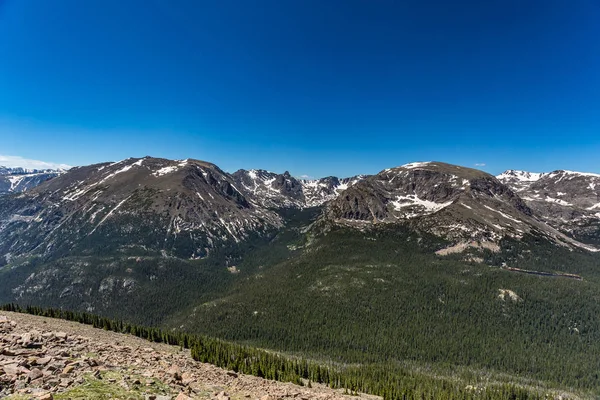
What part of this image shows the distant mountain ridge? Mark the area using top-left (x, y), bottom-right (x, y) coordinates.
top-left (232, 168), bottom-right (365, 209)
top-left (497, 169), bottom-right (600, 245)
top-left (0, 166), bottom-right (64, 194)
top-left (322, 161), bottom-right (598, 254)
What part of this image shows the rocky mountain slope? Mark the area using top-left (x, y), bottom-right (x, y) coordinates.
top-left (498, 169), bottom-right (600, 245)
top-left (232, 169), bottom-right (364, 209)
top-left (323, 162), bottom-right (598, 253)
top-left (0, 157), bottom-right (284, 263)
top-left (0, 158), bottom-right (368, 266)
top-left (0, 167), bottom-right (63, 194)
top-left (0, 312), bottom-right (364, 400)
top-left (4, 157), bottom-right (598, 265)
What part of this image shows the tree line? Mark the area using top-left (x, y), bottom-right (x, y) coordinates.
top-left (1, 303), bottom-right (553, 400)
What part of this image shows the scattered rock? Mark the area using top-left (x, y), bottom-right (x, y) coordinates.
top-left (36, 356), bottom-right (51, 366)
top-left (217, 390), bottom-right (230, 400)
top-left (62, 365), bottom-right (75, 374)
top-left (0, 313), bottom-right (358, 400)
top-left (167, 364), bottom-right (182, 381)
top-left (28, 368), bottom-right (44, 381)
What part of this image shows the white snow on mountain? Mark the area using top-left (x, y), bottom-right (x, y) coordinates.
top-left (232, 168), bottom-right (366, 209)
top-left (300, 176), bottom-right (365, 207)
top-left (0, 166), bottom-right (65, 194)
top-left (390, 194), bottom-right (453, 218)
top-left (496, 170), bottom-right (544, 182)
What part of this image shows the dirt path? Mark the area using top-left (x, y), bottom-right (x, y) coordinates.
top-left (0, 312), bottom-right (379, 400)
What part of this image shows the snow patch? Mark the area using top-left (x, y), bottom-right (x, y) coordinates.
top-left (544, 197), bottom-right (573, 207)
top-left (154, 165), bottom-right (179, 176)
top-left (390, 195), bottom-right (452, 218)
top-left (89, 195), bottom-right (132, 234)
top-left (483, 205), bottom-right (522, 223)
top-left (497, 170), bottom-right (543, 182)
top-left (401, 162), bottom-right (432, 169)
top-left (97, 160), bottom-right (144, 184)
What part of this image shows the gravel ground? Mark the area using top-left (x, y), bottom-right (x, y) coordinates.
top-left (0, 311), bottom-right (379, 400)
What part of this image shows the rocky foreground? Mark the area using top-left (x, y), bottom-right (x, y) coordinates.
top-left (0, 312), bottom-right (376, 400)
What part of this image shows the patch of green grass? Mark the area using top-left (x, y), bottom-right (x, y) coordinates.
top-left (54, 371), bottom-right (173, 400)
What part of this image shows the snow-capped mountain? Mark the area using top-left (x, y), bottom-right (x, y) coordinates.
top-left (0, 157), bottom-right (284, 262)
top-left (231, 169), bottom-right (306, 208)
top-left (0, 166), bottom-right (63, 194)
top-left (232, 169), bottom-right (365, 208)
top-left (1, 157), bottom-right (599, 268)
top-left (323, 162), bottom-right (598, 253)
top-left (300, 175), bottom-right (366, 207)
top-left (0, 157), bottom-right (367, 264)
top-left (495, 170), bottom-right (545, 192)
top-left (497, 169), bottom-right (600, 245)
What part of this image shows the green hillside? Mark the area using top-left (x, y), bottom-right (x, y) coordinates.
top-left (170, 225), bottom-right (600, 394)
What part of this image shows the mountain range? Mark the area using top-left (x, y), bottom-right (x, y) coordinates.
top-left (1, 156), bottom-right (600, 396)
top-left (0, 166), bottom-right (63, 194)
top-left (1, 157), bottom-right (598, 264)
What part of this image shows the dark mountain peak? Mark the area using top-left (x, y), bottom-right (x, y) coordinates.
top-left (321, 161), bottom-right (596, 251)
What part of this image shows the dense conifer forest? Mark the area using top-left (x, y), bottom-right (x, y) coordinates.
top-left (1, 304), bottom-right (566, 399)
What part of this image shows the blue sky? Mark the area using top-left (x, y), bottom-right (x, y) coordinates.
top-left (1, 0), bottom-right (599, 177)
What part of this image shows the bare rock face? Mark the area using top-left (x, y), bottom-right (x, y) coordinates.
top-left (326, 162), bottom-right (526, 229)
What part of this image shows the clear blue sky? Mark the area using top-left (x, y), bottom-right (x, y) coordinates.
top-left (1, 0), bottom-right (599, 177)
